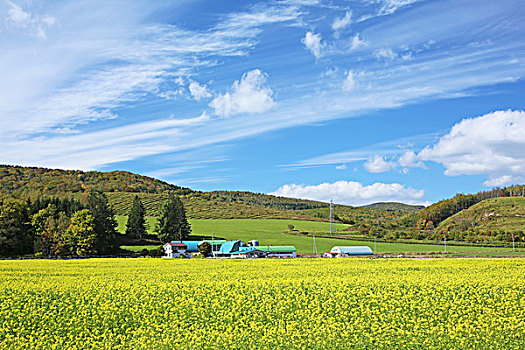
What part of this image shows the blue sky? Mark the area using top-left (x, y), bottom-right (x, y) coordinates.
top-left (1, 0), bottom-right (524, 206)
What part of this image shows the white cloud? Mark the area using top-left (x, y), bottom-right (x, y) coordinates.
top-left (342, 71), bottom-right (357, 91)
top-left (336, 164), bottom-right (347, 170)
top-left (0, 1), bottom-right (298, 142)
top-left (398, 150), bottom-right (425, 168)
top-left (5, 1), bottom-right (55, 38)
top-left (332, 11), bottom-right (352, 36)
top-left (270, 180), bottom-right (426, 206)
top-left (364, 155), bottom-right (397, 173)
top-left (378, 0), bottom-right (422, 16)
top-left (209, 69), bottom-right (275, 117)
top-left (189, 80), bottom-right (211, 101)
top-left (350, 34), bottom-right (366, 50)
top-left (418, 110), bottom-right (525, 186)
top-left (302, 32), bottom-right (323, 59)
top-left (374, 47), bottom-right (396, 59)
top-left (159, 89), bottom-right (184, 100)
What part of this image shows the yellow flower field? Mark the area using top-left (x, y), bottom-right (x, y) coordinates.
top-left (0, 259), bottom-right (524, 349)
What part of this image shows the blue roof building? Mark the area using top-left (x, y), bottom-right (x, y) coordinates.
top-left (173, 240), bottom-right (227, 253)
top-left (216, 240), bottom-right (266, 258)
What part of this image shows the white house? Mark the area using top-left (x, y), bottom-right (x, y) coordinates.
top-left (163, 242), bottom-right (187, 258)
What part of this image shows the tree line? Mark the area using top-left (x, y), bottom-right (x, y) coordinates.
top-left (0, 192), bottom-right (117, 257)
top-left (0, 191), bottom-right (192, 257)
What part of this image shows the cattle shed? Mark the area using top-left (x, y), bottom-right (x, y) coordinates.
top-left (258, 246), bottom-right (297, 258)
top-left (330, 246), bottom-right (374, 256)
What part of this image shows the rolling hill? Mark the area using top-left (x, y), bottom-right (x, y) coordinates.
top-left (438, 197), bottom-right (525, 236)
top-left (362, 202), bottom-right (424, 212)
top-left (2, 164), bottom-right (524, 247)
top-left (0, 164), bottom-right (407, 223)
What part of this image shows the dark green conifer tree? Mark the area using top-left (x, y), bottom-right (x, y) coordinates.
top-left (156, 194), bottom-right (191, 243)
top-left (0, 199), bottom-right (34, 256)
top-left (87, 191), bottom-right (117, 255)
top-left (125, 195), bottom-right (147, 239)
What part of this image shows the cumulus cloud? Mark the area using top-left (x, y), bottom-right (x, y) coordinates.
top-left (302, 32), bottom-right (323, 59)
top-left (270, 180), bottom-right (426, 206)
top-left (364, 155), bottom-right (397, 173)
top-left (342, 71), bottom-right (357, 91)
top-left (189, 80), bottom-right (211, 101)
top-left (418, 110), bottom-right (525, 186)
top-left (398, 150), bottom-right (425, 169)
top-left (209, 69), bottom-right (275, 117)
top-left (332, 11), bottom-right (352, 36)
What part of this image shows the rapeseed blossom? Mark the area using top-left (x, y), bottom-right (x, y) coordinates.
top-left (0, 259), bottom-right (523, 349)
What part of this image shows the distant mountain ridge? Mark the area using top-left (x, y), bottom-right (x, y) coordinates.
top-left (0, 165), bottom-right (385, 221)
top-left (362, 202), bottom-right (425, 212)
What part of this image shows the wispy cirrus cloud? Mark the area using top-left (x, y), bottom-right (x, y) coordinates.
top-left (0, 0), bottom-right (524, 181)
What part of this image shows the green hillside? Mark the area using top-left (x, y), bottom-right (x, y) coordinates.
top-left (438, 197), bottom-right (525, 239)
top-left (3, 164), bottom-right (524, 248)
top-left (0, 165), bottom-right (407, 223)
top-left (399, 185), bottom-right (525, 230)
top-left (362, 202), bottom-right (424, 212)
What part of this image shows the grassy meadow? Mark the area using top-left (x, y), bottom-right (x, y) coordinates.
top-left (116, 216), bottom-right (525, 255)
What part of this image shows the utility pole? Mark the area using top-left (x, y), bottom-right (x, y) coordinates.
top-left (374, 237), bottom-right (377, 254)
top-left (313, 236), bottom-right (317, 256)
top-left (512, 233), bottom-right (515, 252)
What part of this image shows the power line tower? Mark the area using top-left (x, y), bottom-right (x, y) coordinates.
top-left (329, 199), bottom-right (334, 235)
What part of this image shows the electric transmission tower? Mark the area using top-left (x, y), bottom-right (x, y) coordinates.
top-left (329, 199), bottom-right (335, 235)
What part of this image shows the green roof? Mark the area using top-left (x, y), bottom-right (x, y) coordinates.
top-left (257, 246), bottom-right (296, 252)
top-left (206, 240), bottom-right (227, 246)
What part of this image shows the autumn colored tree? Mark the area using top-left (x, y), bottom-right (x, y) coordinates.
top-left (65, 209), bottom-right (96, 256)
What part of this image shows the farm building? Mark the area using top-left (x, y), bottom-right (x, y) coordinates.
top-left (179, 240), bottom-right (227, 253)
top-left (164, 239), bottom-right (298, 259)
top-left (164, 240), bottom-right (226, 258)
top-left (215, 240), bottom-right (267, 258)
top-left (328, 246), bottom-right (374, 257)
top-left (163, 242), bottom-right (187, 258)
top-left (258, 246), bottom-right (297, 258)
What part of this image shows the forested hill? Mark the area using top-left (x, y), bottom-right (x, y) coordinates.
top-left (362, 202), bottom-right (424, 212)
top-left (399, 185), bottom-right (525, 230)
top-left (0, 165), bottom-right (187, 195)
top-left (1, 165), bottom-right (398, 222)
